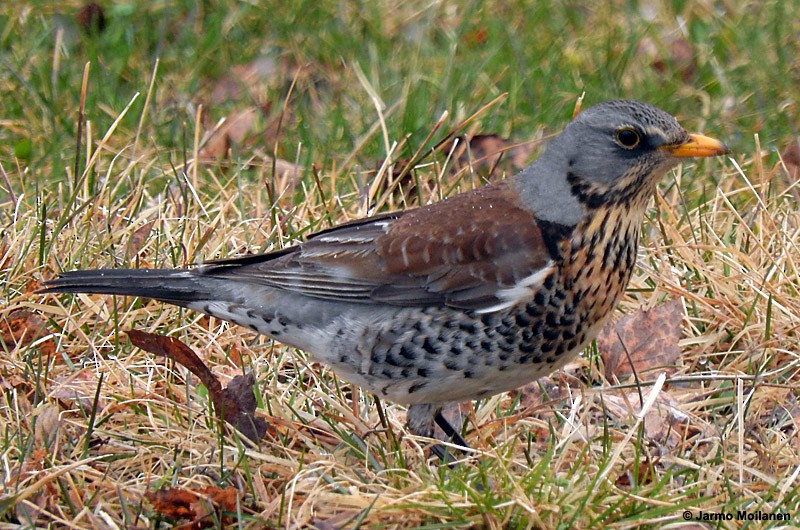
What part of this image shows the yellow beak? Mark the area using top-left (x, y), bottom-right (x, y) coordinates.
top-left (668, 133), bottom-right (730, 158)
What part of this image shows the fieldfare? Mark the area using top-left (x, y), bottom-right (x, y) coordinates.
top-left (43, 100), bottom-right (728, 445)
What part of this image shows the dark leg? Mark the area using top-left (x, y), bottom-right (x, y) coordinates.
top-left (434, 409), bottom-right (471, 449)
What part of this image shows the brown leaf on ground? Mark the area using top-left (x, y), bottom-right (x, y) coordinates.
top-left (782, 140), bottom-right (800, 180)
top-left (76, 2), bottom-right (106, 34)
top-left (126, 330), bottom-right (267, 441)
top-left (50, 369), bottom-right (105, 411)
top-left (454, 134), bottom-right (536, 175)
top-left (0, 309), bottom-right (56, 357)
top-left (127, 219), bottom-right (155, 257)
top-left (146, 488), bottom-right (200, 518)
top-left (199, 107), bottom-right (260, 160)
top-left (638, 35), bottom-right (696, 81)
top-left (602, 390), bottom-right (702, 450)
top-left (597, 299), bottom-right (683, 382)
top-left (146, 486), bottom-right (239, 528)
top-left (379, 134), bottom-right (538, 204)
top-left (210, 56), bottom-right (278, 105)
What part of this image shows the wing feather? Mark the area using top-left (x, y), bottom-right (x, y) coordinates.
top-left (200, 180), bottom-right (572, 311)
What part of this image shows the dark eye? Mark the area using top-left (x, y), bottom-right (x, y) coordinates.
top-left (616, 128), bottom-right (641, 149)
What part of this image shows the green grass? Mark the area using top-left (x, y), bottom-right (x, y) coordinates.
top-left (2, 1), bottom-right (800, 528)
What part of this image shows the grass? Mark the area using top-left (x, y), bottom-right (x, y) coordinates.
top-left (2, 0), bottom-right (800, 527)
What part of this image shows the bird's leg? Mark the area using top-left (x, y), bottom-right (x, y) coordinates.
top-left (407, 403), bottom-right (472, 463)
top-left (434, 409), bottom-right (471, 449)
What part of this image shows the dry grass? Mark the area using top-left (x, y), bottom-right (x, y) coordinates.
top-left (2, 116), bottom-right (800, 527)
top-left (3, 1), bottom-right (800, 527)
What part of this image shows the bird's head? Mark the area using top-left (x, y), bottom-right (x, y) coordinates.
top-left (559, 100), bottom-right (728, 209)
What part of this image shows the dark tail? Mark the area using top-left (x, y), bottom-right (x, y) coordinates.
top-left (40, 268), bottom-right (217, 306)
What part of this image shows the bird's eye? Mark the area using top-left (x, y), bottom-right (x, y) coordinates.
top-left (615, 128), bottom-right (641, 149)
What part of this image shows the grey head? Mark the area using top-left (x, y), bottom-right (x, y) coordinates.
top-left (514, 99), bottom-right (725, 225)
top-left (558, 99), bottom-right (691, 188)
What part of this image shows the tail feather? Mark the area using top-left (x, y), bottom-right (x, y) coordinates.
top-left (40, 269), bottom-right (216, 306)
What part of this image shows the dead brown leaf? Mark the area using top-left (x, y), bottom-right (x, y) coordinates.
top-left (199, 107), bottom-right (260, 160)
top-left (782, 140), bottom-right (800, 181)
top-left (380, 133), bottom-right (538, 204)
top-left (146, 488), bottom-right (200, 518)
top-left (597, 299), bottom-right (683, 382)
top-left (210, 56), bottom-right (278, 105)
top-left (126, 330), bottom-right (268, 442)
top-left (146, 486), bottom-right (239, 529)
top-left (76, 2), bottom-right (106, 34)
top-left (638, 35), bottom-right (696, 81)
top-left (0, 309), bottom-right (56, 357)
top-left (603, 390), bottom-right (699, 449)
top-left (50, 369), bottom-right (105, 411)
top-left (453, 134), bottom-right (536, 176)
top-left (127, 219), bottom-right (155, 257)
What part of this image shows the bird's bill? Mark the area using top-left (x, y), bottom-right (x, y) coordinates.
top-left (667, 133), bottom-right (730, 158)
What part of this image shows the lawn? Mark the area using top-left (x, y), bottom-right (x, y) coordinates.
top-left (1, 1), bottom-right (799, 528)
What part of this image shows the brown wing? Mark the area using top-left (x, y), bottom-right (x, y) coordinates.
top-left (202, 180), bottom-right (566, 311)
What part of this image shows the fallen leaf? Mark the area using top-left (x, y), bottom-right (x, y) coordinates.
top-left (197, 486), bottom-right (238, 512)
top-left (199, 107), bottom-right (260, 160)
top-left (146, 486), bottom-right (239, 528)
top-left (603, 390), bottom-right (698, 449)
top-left (146, 488), bottom-right (199, 518)
top-left (127, 330), bottom-right (268, 441)
top-left (615, 456), bottom-right (659, 488)
top-left (76, 2), bottom-right (106, 34)
top-left (782, 140), bottom-right (800, 181)
top-left (50, 369), bottom-right (105, 411)
top-left (454, 134), bottom-right (536, 175)
top-left (463, 27), bottom-right (489, 46)
top-left (210, 56), bottom-right (278, 105)
top-left (597, 299), bottom-right (683, 382)
top-left (127, 219), bottom-right (155, 257)
top-left (0, 309), bottom-right (56, 357)
top-left (380, 134), bottom-right (538, 204)
top-left (638, 35), bottom-right (696, 81)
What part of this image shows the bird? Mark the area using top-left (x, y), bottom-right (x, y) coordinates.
top-left (42, 100), bottom-right (728, 446)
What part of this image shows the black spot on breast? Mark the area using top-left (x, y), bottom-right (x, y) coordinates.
top-left (417, 367), bottom-right (431, 377)
top-left (400, 345), bottom-right (418, 360)
top-left (460, 322), bottom-right (478, 334)
top-left (543, 328), bottom-right (560, 341)
top-left (498, 340), bottom-right (515, 353)
top-left (444, 359), bottom-right (461, 370)
top-left (525, 300), bottom-right (544, 318)
top-left (409, 382), bottom-right (427, 394)
top-left (533, 292), bottom-right (548, 307)
top-left (514, 312), bottom-right (531, 327)
top-left (464, 370), bottom-right (475, 379)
